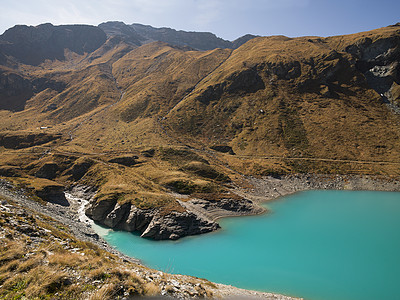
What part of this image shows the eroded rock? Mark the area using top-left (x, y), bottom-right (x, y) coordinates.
top-left (85, 197), bottom-right (219, 240)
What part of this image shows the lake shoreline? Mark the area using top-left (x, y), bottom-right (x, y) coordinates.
top-left (187, 174), bottom-right (400, 225)
top-left (2, 174), bottom-right (399, 299)
top-left (235, 173), bottom-right (400, 205)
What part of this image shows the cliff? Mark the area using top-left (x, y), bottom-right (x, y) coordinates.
top-left (85, 191), bottom-right (263, 240)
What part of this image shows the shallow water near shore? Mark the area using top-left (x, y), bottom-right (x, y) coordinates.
top-left (93, 190), bottom-right (400, 300)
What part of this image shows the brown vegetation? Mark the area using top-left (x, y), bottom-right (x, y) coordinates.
top-left (0, 196), bottom-right (220, 299)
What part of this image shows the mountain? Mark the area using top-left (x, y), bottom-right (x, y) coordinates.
top-left (0, 22), bottom-right (399, 241)
top-left (0, 23), bottom-right (106, 66)
top-left (99, 21), bottom-right (258, 50)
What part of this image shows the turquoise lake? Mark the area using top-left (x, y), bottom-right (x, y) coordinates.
top-left (93, 190), bottom-right (400, 300)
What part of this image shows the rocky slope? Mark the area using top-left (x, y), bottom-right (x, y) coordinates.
top-left (165, 25), bottom-right (400, 161)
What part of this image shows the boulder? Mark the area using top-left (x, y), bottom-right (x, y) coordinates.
top-left (140, 211), bottom-right (219, 240)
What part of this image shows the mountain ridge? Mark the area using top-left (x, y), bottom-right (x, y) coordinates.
top-left (99, 21), bottom-right (258, 50)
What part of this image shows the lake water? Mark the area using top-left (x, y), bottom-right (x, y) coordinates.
top-left (92, 190), bottom-right (400, 300)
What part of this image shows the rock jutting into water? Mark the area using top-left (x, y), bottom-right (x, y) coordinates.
top-left (85, 192), bottom-right (264, 240)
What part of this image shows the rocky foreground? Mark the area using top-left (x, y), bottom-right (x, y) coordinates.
top-left (0, 179), bottom-right (301, 299)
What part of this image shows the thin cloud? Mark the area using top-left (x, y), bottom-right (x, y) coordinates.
top-left (0, 0), bottom-right (398, 39)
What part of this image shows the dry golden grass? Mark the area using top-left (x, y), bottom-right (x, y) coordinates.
top-left (1, 198), bottom-right (215, 299)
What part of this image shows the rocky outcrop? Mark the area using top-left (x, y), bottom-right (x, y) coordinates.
top-left (35, 182), bottom-right (69, 206)
top-left (85, 190), bottom-right (266, 240)
top-left (226, 68), bottom-right (265, 94)
top-left (0, 165), bottom-right (21, 177)
top-left (85, 197), bottom-right (219, 240)
top-left (0, 23), bottom-right (106, 65)
top-left (0, 70), bottom-right (34, 111)
top-left (35, 162), bottom-right (58, 179)
top-left (65, 158), bottom-right (94, 181)
top-left (140, 211), bottom-right (219, 240)
top-left (108, 155), bottom-right (139, 166)
top-left (196, 68), bottom-right (264, 105)
top-left (210, 145), bottom-right (235, 155)
top-left (264, 61), bottom-right (302, 81)
top-left (0, 132), bottom-right (62, 149)
top-left (345, 35), bottom-right (400, 110)
top-left (0, 68), bottom-right (66, 112)
top-left (181, 195), bottom-right (265, 221)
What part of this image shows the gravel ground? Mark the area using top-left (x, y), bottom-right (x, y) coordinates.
top-left (235, 174), bottom-right (400, 203)
top-left (0, 179), bottom-right (139, 264)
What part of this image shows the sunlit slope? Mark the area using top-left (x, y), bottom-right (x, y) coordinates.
top-left (67, 42), bottom-right (232, 152)
top-left (164, 27), bottom-right (400, 164)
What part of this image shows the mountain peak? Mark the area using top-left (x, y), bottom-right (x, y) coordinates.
top-left (99, 21), bottom-right (258, 50)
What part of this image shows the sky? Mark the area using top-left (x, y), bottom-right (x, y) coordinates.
top-left (0, 0), bottom-right (399, 41)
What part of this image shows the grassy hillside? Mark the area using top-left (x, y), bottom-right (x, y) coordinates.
top-left (164, 27), bottom-right (400, 175)
top-left (0, 25), bottom-right (399, 215)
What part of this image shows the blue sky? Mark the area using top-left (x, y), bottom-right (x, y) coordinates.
top-left (0, 0), bottom-right (399, 40)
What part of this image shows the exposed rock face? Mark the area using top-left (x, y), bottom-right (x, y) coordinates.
top-left (85, 198), bottom-right (117, 222)
top-left (35, 183), bottom-right (69, 206)
top-left (98, 21), bottom-right (145, 46)
top-left (0, 165), bottom-right (21, 177)
top-left (35, 162), bottom-right (58, 180)
top-left (210, 145), bottom-right (235, 155)
top-left (0, 70), bottom-right (33, 111)
top-left (0, 70), bottom-right (67, 112)
top-left (85, 197), bottom-right (219, 240)
top-left (140, 211), bottom-right (219, 240)
top-left (99, 21), bottom-right (257, 51)
top-left (84, 191), bottom-right (265, 240)
top-left (195, 67), bottom-right (265, 105)
top-left (0, 132), bottom-right (61, 149)
top-left (181, 196), bottom-right (265, 221)
top-left (108, 156), bottom-right (138, 166)
top-left (226, 68), bottom-right (265, 94)
top-left (66, 159), bottom-right (94, 181)
top-left (0, 23), bottom-right (107, 65)
top-left (345, 35), bottom-right (400, 110)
